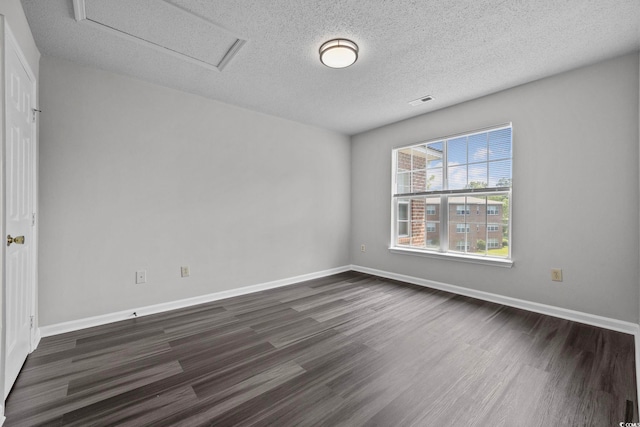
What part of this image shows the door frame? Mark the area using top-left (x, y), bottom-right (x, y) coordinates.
top-left (1, 18), bottom-right (39, 402)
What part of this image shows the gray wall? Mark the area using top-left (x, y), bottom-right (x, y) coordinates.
top-left (351, 52), bottom-right (640, 323)
top-left (38, 56), bottom-right (351, 326)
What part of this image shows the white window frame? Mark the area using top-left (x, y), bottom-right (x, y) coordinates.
top-left (426, 205), bottom-right (436, 215)
top-left (426, 222), bottom-right (437, 232)
top-left (487, 205), bottom-right (499, 215)
top-left (487, 223), bottom-right (500, 232)
top-left (389, 123), bottom-right (513, 267)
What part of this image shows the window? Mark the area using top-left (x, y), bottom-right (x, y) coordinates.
top-left (391, 124), bottom-right (512, 261)
top-left (487, 238), bottom-right (500, 248)
top-left (456, 205), bottom-right (470, 215)
top-left (456, 224), bottom-right (470, 233)
top-left (456, 241), bottom-right (471, 251)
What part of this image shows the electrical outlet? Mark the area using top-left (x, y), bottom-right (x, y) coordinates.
top-left (361, 244), bottom-right (366, 252)
top-left (551, 268), bottom-right (563, 282)
top-left (136, 270), bottom-right (147, 284)
top-left (181, 266), bottom-right (190, 278)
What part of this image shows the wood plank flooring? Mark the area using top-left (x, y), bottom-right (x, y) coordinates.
top-left (5, 271), bottom-right (638, 426)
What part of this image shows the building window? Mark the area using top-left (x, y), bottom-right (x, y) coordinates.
top-left (456, 205), bottom-right (470, 215)
top-left (456, 224), bottom-right (470, 233)
top-left (391, 124), bottom-right (512, 260)
top-left (456, 241), bottom-right (471, 251)
top-left (398, 201), bottom-right (409, 237)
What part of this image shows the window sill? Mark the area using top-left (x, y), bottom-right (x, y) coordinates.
top-left (389, 246), bottom-right (514, 268)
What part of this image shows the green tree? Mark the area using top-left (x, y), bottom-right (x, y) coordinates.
top-left (497, 178), bottom-right (512, 187)
top-left (466, 181), bottom-right (487, 189)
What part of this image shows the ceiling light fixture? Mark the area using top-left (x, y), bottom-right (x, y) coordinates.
top-left (319, 39), bottom-right (358, 68)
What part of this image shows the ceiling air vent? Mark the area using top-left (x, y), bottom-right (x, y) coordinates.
top-left (409, 95), bottom-right (434, 106)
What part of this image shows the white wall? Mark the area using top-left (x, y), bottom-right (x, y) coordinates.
top-left (351, 52), bottom-right (640, 323)
top-left (38, 56), bottom-right (351, 326)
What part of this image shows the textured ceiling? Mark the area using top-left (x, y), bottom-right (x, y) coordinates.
top-left (21, 0), bottom-right (640, 135)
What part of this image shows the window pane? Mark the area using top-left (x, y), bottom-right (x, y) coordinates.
top-left (425, 196), bottom-right (440, 249)
top-left (488, 160), bottom-right (512, 187)
top-left (397, 172), bottom-right (410, 194)
top-left (448, 165), bottom-right (467, 190)
top-left (411, 221), bottom-right (425, 247)
top-left (398, 202), bottom-right (408, 220)
top-left (397, 200), bottom-right (410, 244)
top-left (412, 169), bottom-right (426, 192)
top-left (426, 168), bottom-right (443, 191)
top-left (488, 128), bottom-right (512, 161)
top-left (449, 196), bottom-right (468, 253)
top-left (410, 199), bottom-right (425, 246)
top-left (447, 136), bottom-right (467, 166)
top-left (412, 146), bottom-right (427, 170)
top-left (468, 133), bottom-right (487, 163)
top-left (397, 228), bottom-right (410, 246)
top-left (469, 195), bottom-right (487, 255)
top-left (426, 142), bottom-right (444, 168)
top-left (397, 148), bottom-right (411, 172)
top-left (398, 221), bottom-right (409, 237)
top-left (411, 199), bottom-right (425, 221)
top-left (467, 163), bottom-right (488, 188)
top-left (486, 193), bottom-right (509, 258)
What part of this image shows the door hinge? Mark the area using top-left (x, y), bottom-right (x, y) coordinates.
top-left (30, 315), bottom-right (34, 329)
top-left (32, 213), bottom-right (36, 226)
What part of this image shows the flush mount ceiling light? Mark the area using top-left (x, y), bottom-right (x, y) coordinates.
top-left (319, 39), bottom-right (358, 68)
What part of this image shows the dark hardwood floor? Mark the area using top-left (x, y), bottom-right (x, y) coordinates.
top-left (5, 271), bottom-right (638, 426)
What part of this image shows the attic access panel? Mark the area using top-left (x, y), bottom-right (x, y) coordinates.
top-left (73, 0), bottom-right (245, 71)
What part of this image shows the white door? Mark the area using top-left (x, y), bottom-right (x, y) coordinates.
top-left (4, 28), bottom-right (36, 396)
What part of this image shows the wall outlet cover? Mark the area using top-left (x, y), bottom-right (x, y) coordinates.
top-left (136, 270), bottom-right (147, 284)
top-left (551, 269), bottom-right (563, 282)
top-left (181, 266), bottom-right (190, 278)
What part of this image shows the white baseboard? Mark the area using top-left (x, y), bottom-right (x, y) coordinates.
top-left (31, 328), bottom-right (41, 352)
top-left (351, 265), bottom-right (640, 336)
top-left (40, 265), bottom-right (351, 337)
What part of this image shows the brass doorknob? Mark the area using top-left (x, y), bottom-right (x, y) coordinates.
top-left (7, 235), bottom-right (25, 246)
